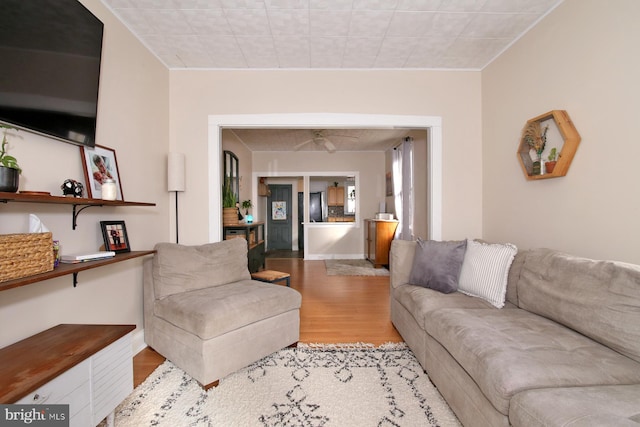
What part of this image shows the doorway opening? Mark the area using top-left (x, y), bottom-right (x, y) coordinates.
top-left (207, 114), bottom-right (442, 244)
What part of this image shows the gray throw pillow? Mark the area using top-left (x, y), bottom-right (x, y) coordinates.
top-left (408, 239), bottom-right (467, 293)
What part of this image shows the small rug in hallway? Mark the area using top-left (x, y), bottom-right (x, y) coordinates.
top-left (109, 343), bottom-right (460, 426)
top-left (325, 259), bottom-right (390, 276)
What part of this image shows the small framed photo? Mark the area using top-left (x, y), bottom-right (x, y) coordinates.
top-left (80, 145), bottom-right (124, 200)
top-left (100, 220), bottom-right (131, 253)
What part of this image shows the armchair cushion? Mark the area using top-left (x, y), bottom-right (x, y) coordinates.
top-left (153, 239), bottom-right (250, 299)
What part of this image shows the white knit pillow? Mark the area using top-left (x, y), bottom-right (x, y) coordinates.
top-left (458, 239), bottom-right (517, 308)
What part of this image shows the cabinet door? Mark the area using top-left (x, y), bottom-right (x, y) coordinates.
top-left (336, 187), bottom-right (345, 206)
top-left (17, 359), bottom-right (91, 425)
top-left (92, 333), bottom-right (133, 425)
top-left (328, 186), bottom-right (345, 206)
top-left (368, 221), bottom-right (377, 262)
top-left (328, 187), bottom-right (337, 205)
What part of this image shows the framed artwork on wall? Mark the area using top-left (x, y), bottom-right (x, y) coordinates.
top-left (272, 201), bottom-right (286, 220)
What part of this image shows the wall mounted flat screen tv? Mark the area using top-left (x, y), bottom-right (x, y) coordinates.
top-left (0, 0), bottom-right (104, 147)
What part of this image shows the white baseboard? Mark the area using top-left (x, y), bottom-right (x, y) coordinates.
top-left (131, 328), bottom-right (147, 356)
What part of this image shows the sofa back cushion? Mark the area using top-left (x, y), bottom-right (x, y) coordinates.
top-left (408, 239), bottom-right (467, 294)
top-left (505, 249), bottom-right (527, 306)
top-left (458, 239), bottom-right (517, 308)
top-left (153, 238), bottom-right (250, 299)
top-left (390, 239), bottom-right (417, 289)
top-left (517, 248), bottom-right (640, 363)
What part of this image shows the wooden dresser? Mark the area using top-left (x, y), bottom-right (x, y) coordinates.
top-left (365, 219), bottom-right (399, 268)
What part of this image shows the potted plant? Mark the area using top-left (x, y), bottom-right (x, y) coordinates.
top-left (241, 199), bottom-right (254, 223)
top-left (0, 124), bottom-right (20, 192)
top-left (222, 176), bottom-right (238, 225)
top-left (241, 200), bottom-right (253, 215)
top-left (545, 147), bottom-right (558, 173)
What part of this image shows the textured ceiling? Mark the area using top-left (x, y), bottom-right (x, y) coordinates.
top-left (101, 0), bottom-right (562, 70)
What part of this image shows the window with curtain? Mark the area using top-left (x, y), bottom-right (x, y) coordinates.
top-left (392, 137), bottom-right (414, 240)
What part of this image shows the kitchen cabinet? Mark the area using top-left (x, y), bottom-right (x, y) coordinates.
top-left (328, 186), bottom-right (344, 206)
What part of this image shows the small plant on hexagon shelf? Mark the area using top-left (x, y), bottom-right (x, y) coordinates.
top-left (545, 147), bottom-right (558, 174)
top-left (522, 121), bottom-right (548, 175)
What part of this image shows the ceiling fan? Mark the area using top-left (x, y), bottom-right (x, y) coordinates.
top-left (293, 130), bottom-right (358, 153)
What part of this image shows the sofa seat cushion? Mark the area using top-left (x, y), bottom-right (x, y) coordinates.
top-left (154, 280), bottom-right (302, 340)
top-left (424, 308), bottom-right (640, 415)
top-left (510, 384), bottom-right (640, 427)
top-left (392, 284), bottom-right (500, 329)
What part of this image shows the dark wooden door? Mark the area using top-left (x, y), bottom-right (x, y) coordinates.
top-left (267, 184), bottom-right (292, 250)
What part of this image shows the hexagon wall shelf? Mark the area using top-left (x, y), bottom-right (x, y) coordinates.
top-left (517, 110), bottom-right (581, 180)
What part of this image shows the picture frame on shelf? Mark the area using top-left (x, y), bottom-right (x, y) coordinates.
top-left (100, 220), bottom-right (131, 253)
top-left (80, 145), bottom-right (124, 200)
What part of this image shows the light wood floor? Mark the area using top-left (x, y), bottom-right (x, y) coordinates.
top-left (133, 258), bottom-right (403, 387)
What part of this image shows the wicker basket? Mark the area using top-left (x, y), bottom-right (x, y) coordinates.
top-left (0, 232), bottom-right (54, 283)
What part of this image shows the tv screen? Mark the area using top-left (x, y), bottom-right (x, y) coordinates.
top-left (0, 0), bottom-right (103, 147)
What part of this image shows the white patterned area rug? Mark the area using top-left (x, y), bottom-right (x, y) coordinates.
top-left (324, 259), bottom-right (390, 276)
top-left (110, 343), bottom-right (460, 426)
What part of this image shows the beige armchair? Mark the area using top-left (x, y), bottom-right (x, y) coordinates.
top-left (143, 238), bottom-right (301, 388)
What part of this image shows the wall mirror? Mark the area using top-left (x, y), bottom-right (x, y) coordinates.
top-left (223, 150), bottom-right (239, 202)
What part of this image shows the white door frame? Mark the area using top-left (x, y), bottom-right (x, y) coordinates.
top-left (208, 113), bottom-right (442, 243)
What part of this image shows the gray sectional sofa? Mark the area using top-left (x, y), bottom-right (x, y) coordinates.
top-left (390, 239), bottom-right (640, 427)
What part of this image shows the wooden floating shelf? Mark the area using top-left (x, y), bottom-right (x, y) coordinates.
top-left (0, 191), bottom-right (154, 206)
top-left (0, 251), bottom-right (156, 292)
top-left (0, 192), bottom-right (155, 229)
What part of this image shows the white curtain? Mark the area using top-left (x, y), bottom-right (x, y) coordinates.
top-left (392, 137), bottom-right (414, 240)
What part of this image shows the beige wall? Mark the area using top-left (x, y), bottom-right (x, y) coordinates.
top-left (482, 0), bottom-right (640, 264)
top-left (0, 0), bottom-right (169, 347)
top-left (170, 70), bottom-right (482, 245)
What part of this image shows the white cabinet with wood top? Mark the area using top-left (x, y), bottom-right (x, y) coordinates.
top-left (2, 324), bottom-right (135, 427)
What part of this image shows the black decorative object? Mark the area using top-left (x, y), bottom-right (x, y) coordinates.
top-left (61, 179), bottom-right (84, 197)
